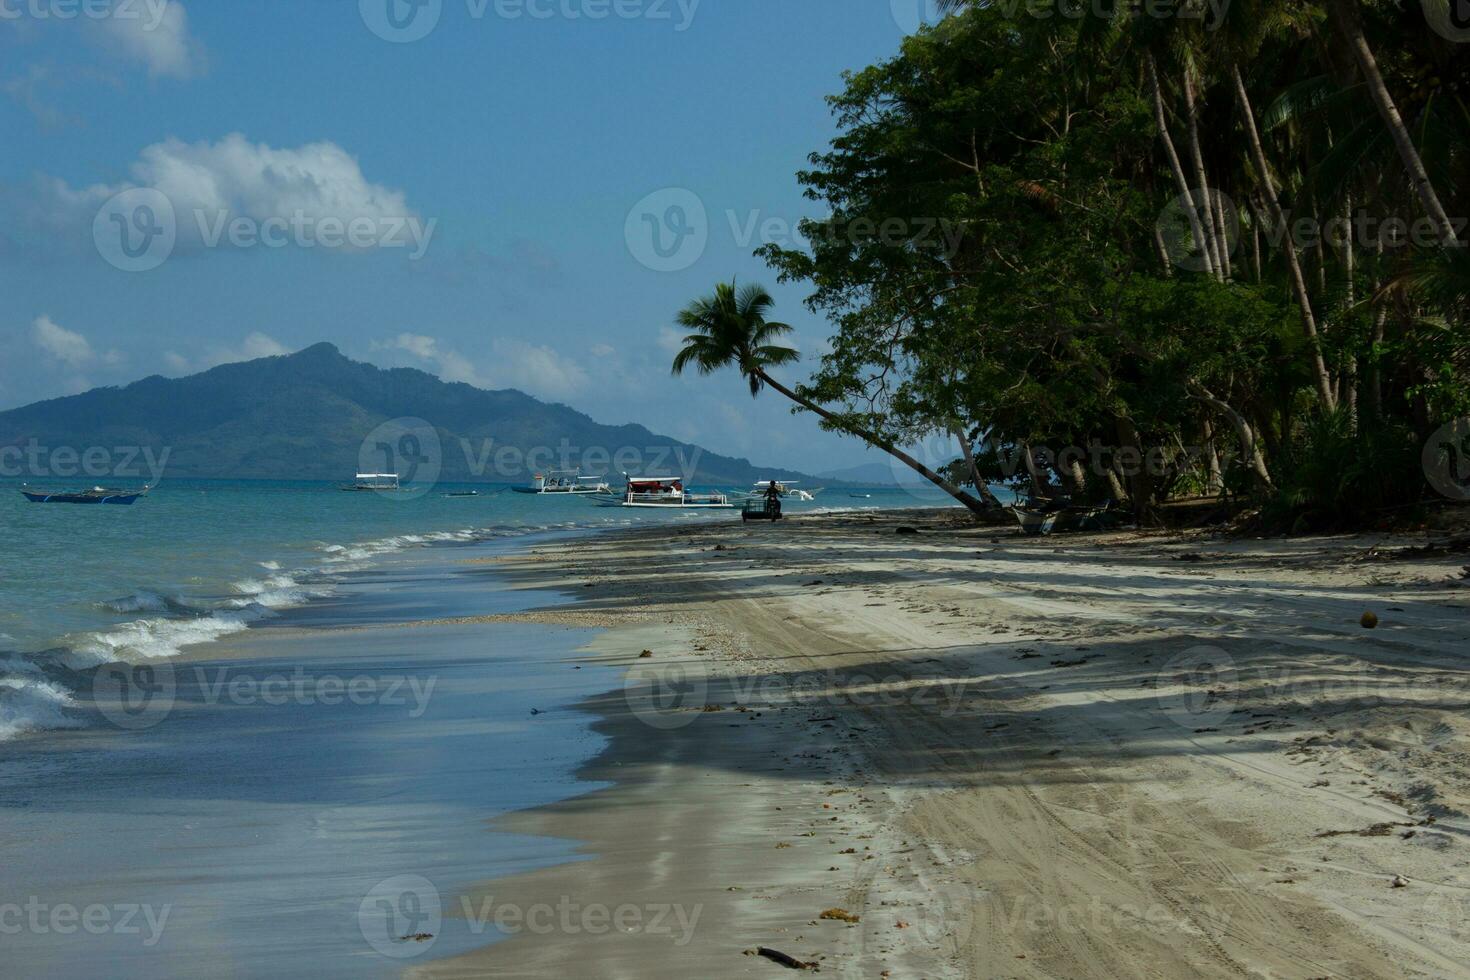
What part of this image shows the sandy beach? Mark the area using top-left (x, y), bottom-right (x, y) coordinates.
top-left (409, 508), bottom-right (1470, 978)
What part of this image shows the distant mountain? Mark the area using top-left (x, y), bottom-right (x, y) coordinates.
top-left (816, 461), bottom-right (903, 486)
top-left (0, 343), bottom-right (822, 487)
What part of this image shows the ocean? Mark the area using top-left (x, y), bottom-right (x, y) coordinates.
top-left (0, 476), bottom-right (958, 975)
top-left (0, 477), bottom-right (957, 742)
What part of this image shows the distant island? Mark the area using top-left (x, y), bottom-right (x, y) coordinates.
top-left (0, 343), bottom-right (827, 486)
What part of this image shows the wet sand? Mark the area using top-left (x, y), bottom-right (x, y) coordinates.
top-left (419, 508), bottom-right (1470, 979)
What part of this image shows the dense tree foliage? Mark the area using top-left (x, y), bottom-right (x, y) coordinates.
top-left (754, 0), bottom-right (1469, 526)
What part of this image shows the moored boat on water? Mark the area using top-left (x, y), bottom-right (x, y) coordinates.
top-left (340, 473), bottom-right (402, 492)
top-left (611, 476), bottom-right (732, 509)
top-left (511, 470), bottom-right (611, 495)
top-left (20, 484), bottom-right (152, 505)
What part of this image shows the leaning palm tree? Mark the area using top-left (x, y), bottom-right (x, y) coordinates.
top-left (670, 280), bottom-right (1000, 515)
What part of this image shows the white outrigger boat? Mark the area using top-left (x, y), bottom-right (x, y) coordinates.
top-left (512, 470), bottom-right (612, 495)
top-left (745, 480), bottom-right (820, 502)
top-left (613, 476), bottom-right (732, 509)
top-left (341, 473), bottom-right (402, 491)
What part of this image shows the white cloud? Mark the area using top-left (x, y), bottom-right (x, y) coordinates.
top-left (31, 315), bottom-right (123, 370)
top-left (495, 340), bottom-right (588, 400)
top-left (657, 326), bottom-right (685, 353)
top-left (165, 332), bottom-right (291, 373)
top-left (375, 333), bottom-right (589, 401)
top-left (589, 343), bottom-right (615, 358)
top-left (37, 133), bottom-right (418, 252)
top-left (90, 0), bottom-right (205, 79)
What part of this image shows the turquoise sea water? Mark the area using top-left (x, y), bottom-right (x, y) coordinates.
top-left (0, 477), bottom-right (957, 740)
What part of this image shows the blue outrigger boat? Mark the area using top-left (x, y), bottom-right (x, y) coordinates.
top-left (19, 484), bottom-right (151, 505)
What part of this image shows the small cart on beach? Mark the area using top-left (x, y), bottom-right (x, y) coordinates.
top-left (741, 497), bottom-right (783, 522)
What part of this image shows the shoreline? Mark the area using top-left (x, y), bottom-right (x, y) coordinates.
top-left (415, 508), bottom-right (1470, 978)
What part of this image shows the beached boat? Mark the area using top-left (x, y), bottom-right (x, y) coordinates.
top-left (20, 484), bottom-right (151, 505)
top-left (614, 476), bottom-right (732, 509)
top-left (340, 473), bottom-right (402, 492)
top-left (511, 470), bottom-right (611, 495)
top-left (745, 480), bottom-right (819, 502)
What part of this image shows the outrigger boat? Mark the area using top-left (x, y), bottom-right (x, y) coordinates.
top-left (20, 484), bottom-right (151, 505)
top-left (744, 480), bottom-right (819, 502)
top-left (340, 473), bottom-right (402, 492)
top-left (512, 470), bottom-right (611, 495)
top-left (612, 476), bottom-right (731, 509)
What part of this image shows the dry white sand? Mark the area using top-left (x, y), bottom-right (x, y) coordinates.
top-left (412, 509), bottom-right (1470, 979)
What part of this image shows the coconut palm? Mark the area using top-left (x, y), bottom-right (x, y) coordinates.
top-left (671, 280), bottom-right (1000, 514)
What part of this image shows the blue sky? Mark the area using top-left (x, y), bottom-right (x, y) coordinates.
top-left (0, 0), bottom-right (944, 474)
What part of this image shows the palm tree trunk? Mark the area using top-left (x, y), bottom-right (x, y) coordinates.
top-left (1182, 69), bottom-right (1227, 280)
top-left (1201, 416), bottom-right (1224, 493)
top-left (754, 370), bottom-right (1000, 515)
top-left (949, 424), bottom-right (1002, 507)
top-left (1231, 65), bottom-right (1337, 411)
top-left (1327, 0), bottom-right (1460, 247)
top-left (1190, 383), bottom-right (1274, 490)
top-left (1149, 55), bottom-right (1216, 277)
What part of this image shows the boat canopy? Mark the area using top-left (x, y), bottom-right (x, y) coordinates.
top-left (627, 476), bottom-right (682, 491)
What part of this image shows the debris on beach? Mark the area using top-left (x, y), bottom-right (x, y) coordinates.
top-left (748, 947), bottom-right (818, 970)
top-left (895, 526), bottom-right (920, 535)
top-left (1391, 874), bottom-right (1410, 888)
top-left (1361, 611), bottom-right (1379, 629)
top-left (819, 907), bottom-right (861, 923)
top-left (639, 649), bottom-right (654, 658)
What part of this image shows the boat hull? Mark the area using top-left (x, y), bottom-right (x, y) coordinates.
top-left (619, 501), bottom-right (732, 509)
top-left (21, 490), bottom-right (145, 505)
